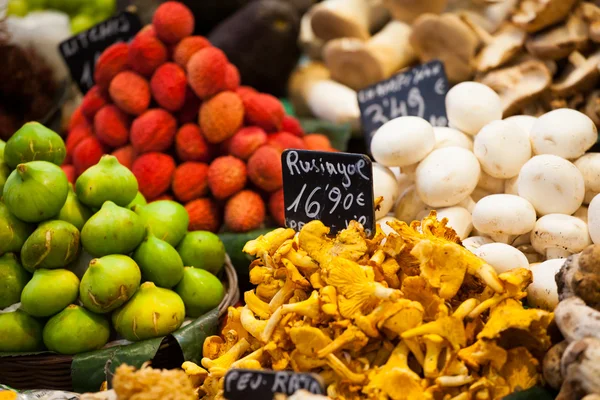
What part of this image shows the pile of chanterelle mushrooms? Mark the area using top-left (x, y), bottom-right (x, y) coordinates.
top-left (289, 0), bottom-right (600, 133)
top-left (371, 80), bottom-right (600, 314)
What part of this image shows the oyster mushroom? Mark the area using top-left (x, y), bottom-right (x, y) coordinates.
top-left (525, 12), bottom-right (588, 60)
top-left (472, 243), bottom-right (529, 274)
top-left (575, 154), bottom-right (600, 205)
top-left (445, 81), bottom-right (502, 136)
top-left (531, 214), bottom-right (591, 259)
top-left (409, 13), bottom-right (480, 83)
top-left (323, 21), bottom-right (416, 90)
top-left (467, 21), bottom-right (526, 72)
top-left (478, 60), bottom-right (552, 117)
top-left (370, 116), bottom-right (435, 167)
top-left (551, 50), bottom-right (600, 97)
top-left (383, 0), bottom-right (448, 23)
top-left (473, 120), bottom-right (532, 179)
top-left (472, 194), bottom-right (537, 244)
top-left (310, 0), bottom-right (388, 41)
top-left (529, 109), bottom-right (597, 159)
top-left (581, 2), bottom-right (600, 43)
top-left (527, 258), bottom-right (564, 310)
top-left (512, 0), bottom-right (579, 33)
top-left (518, 155), bottom-right (585, 216)
top-left (556, 244), bottom-right (600, 309)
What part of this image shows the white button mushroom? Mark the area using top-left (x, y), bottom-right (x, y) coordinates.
top-left (518, 155), bottom-right (585, 216)
top-left (478, 171), bottom-right (505, 194)
top-left (433, 127), bottom-right (473, 150)
top-left (587, 194), bottom-right (600, 244)
top-left (377, 216), bottom-right (400, 237)
top-left (574, 153), bottom-right (600, 205)
top-left (445, 81), bottom-right (503, 136)
top-left (527, 259), bottom-right (565, 311)
top-left (370, 116), bottom-right (435, 167)
top-left (462, 236), bottom-right (494, 252)
top-left (472, 243), bottom-right (530, 274)
top-left (394, 185), bottom-right (430, 223)
top-left (373, 163), bottom-right (400, 220)
top-left (503, 115), bottom-right (538, 134)
top-left (473, 120), bottom-right (532, 179)
top-left (531, 214), bottom-right (592, 259)
top-left (472, 194), bottom-right (537, 243)
top-left (530, 108), bottom-right (597, 159)
top-left (504, 176), bottom-right (519, 195)
top-left (415, 147), bottom-right (481, 207)
top-left (432, 206), bottom-right (473, 240)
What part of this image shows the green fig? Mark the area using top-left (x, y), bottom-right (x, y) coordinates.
top-left (3, 161), bottom-right (69, 223)
top-left (175, 267), bottom-right (224, 318)
top-left (20, 269), bottom-right (79, 317)
top-left (21, 220), bottom-right (80, 272)
top-left (127, 191), bottom-right (147, 210)
top-left (0, 139), bottom-right (6, 163)
top-left (0, 202), bottom-right (34, 255)
top-left (80, 255), bottom-right (141, 314)
top-left (176, 231), bottom-right (225, 275)
top-left (43, 304), bottom-right (110, 354)
top-left (0, 161), bottom-right (9, 193)
top-left (0, 310), bottom-right (44, 352)
top-left (81, 201), bottom-right (145, 257)
top-left (133, 233), bottom-right (184, 288)
top-left (75, 155), bottom-right (138, 208)
top-left (112, 281), bottom-right (185, 341)
top-left (57, 184), bottom-right (93, 230)
top-left (4, 122), bottom-right (66, 168)
top-left (0, 253), bottom-right (31, 309)
top-left (134, 201), bottom-right (189, 247)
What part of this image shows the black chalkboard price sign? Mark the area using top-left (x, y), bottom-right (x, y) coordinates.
top-left (358, 60), bottom-right (450, 150)
top-left (224, 369), bottom-right (325, 400)
top-left (59, 11), bottom-right (142, 94)
top-left (282, 149), bottom-right (375, 236)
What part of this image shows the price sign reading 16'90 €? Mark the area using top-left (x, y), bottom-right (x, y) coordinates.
top-left (282, 149), bottom-right (375, 236)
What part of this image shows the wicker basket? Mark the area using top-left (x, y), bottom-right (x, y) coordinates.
top-left (0, 256), bottom-right (239, 392)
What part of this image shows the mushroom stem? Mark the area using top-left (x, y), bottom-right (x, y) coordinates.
top-left (310, 0), bottom-right (388, 41)
top-left (547, 248), bottom-right (573, 260)
top-left (569, 51), bottom-right (587, 68)
top-left (460, 14), bottom-right (494, 44)
top-left (488, 233), bottom-right (515, 244)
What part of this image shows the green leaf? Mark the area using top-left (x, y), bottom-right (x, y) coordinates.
top-left (299, 118), bottom-right (352, 152)
top-left (503, 386), bottom-right (556, 400)
top-left (172, 308), bottom-right (219, 365)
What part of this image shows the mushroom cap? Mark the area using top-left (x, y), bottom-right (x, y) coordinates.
top-left (474, 120), bottom-right (532, 179)
top-left (551, 50), bottom-right (600, 97)
top-left (415, 146), bottom-right (481, 208)
top-left (434, 206), bottom-right (473, 240)
top-left (478, 60), bottom-right (552, 117)
top-left (527, 259), bottom-right (564, 310)
top-left (530, 108), bottom-right (597, 159)
top-left (377, 216), bottom-right (400, 237)
top-left (472, 243), bottom-right (529, 274)
top-left (370, 116), bottom-right (435, 167)
top-left (531, 214), bottom-right (591, 255)
top-left (394, 184), bottom-right (430, 223)
top-left (373, 163), bottom-right (400, 220)
top-left (525, 13), bottom-right (587, 60)
top-left (323, 38), bottom-right (385, 91)
top-left (433, 127), bottom-right (473, 150)
top-left (462, 236), bottom-right (494, 253)
top-left (504, 176), bottom-right (519, 195)
top-left (512, 0), bottom-right (579, 33)
top-left (475, 23), bottom-right (527, 72)
top-left (518, 155), bottom-right (585, 215)
top-left (472, 194), bottom-right (537, 238)
top-left (383, 0), bottom-right (447, 23)
top-left (310, 0), bottom-right (371, 41)
top-left (588, 194), bottom-right (600, 244)
top-left (503, 115), bottom-right (538, 134)
top-left (575, 153), bottom-right (600, 193)
top-left (445, 81), bottom-right (503, 136)
top-left (477, 171), bottom-right (505, 194)
top-left (409, 14), bottom-right (479, 83)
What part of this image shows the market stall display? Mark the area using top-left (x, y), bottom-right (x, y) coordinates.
top-left (62, 1), bottom-right (337, 234)
top-left (0, 122), bottom-right (231, 357)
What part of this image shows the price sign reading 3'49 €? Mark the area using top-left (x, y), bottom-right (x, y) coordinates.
top-left (282, 149), bottom-right (375, 236)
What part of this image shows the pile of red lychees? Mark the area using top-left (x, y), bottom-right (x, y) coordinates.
top-left (63, 1), bottom-right (336, 234)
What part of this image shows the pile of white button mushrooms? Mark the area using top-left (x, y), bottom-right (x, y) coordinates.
top-left (371, 81), bottom-right (600, 313)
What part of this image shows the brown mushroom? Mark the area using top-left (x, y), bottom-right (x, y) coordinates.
top-left (323, 21), bottom-right (417, 90)
top-left (382, 0), bottom-right (448, 23)
top-left (409, 13), bottom-right (480, 83)
top-left (581, 2), bottom-right (600, 43)
top-left (543, 341), bottom-right (568, 390)
top-left (310, 0), bottom-right (388, 41)
top-left (556, 244), bottom-right (600, 310)
top-left (558, 338), bottom-right (600, 400)
top-left (478, 59), bottom-right (552, 116)
top-left (551, 50), bottom-right (600, 97)
top-left (448, 0), bottom-right (518, 33)
top-left (526, 12), bottom-right (588, 60)
top-left (466, 20), bottom-right (526, 72)
top-left (512, 0), bottom-right (579, 33)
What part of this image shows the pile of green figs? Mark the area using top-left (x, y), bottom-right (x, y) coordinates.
top-left (0, 122), bottom-right (226, 355)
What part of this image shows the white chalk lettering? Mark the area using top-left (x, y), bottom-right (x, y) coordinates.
top-left (272, 372), bottom-right (288, 393)
top-left (236, 372), bottom-right (251, 391)
top-left (225, 371), bottom-right (239, 393)
top-left (249, 374), bottom-right (262, 390)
